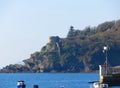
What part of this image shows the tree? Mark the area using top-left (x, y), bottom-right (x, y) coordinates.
top-left (67, 26), bottom-right (75, 37)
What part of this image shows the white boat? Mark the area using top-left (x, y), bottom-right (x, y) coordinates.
top-left (92, 82), bottom-right (108, 88)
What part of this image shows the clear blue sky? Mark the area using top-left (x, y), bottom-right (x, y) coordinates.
top-left (0, 0), bottom-right (120, 67)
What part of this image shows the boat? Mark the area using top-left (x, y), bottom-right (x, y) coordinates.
top-left (99, 46), bottom-right (120, 86)
top-left (91, 82), bottom-right (108, 88)
top-left (91, 45), bottom-right (120, 88)
top-left (17, 80), bottom-right (26, 88)
top-left (17, 80), bottom-right (39, 88)
top-left (99, 65), bottom-right (120, 86)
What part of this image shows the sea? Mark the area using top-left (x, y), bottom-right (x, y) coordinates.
top-left (0, 73), bottom-right (119, 88)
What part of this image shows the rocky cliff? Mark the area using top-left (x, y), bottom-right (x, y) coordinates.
top-left (0, 20), bottom-right (120, 73)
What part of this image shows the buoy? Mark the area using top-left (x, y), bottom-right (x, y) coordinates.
top-left (17, 80), bottom-right (26, 88)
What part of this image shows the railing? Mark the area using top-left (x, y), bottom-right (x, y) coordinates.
top-left (112, 66), bottom-right (120, 74)
top-left (99, 65), bottom-right (120, 76)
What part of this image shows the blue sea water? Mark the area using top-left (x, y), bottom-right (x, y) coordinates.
top-left (0, 73), bottom-right (119, 88)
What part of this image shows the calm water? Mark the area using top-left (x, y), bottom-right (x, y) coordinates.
top-left (0, 73), bottom-right (117, 88)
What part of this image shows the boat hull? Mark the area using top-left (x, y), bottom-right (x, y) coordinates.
top-left (100, 74), bottom-right (120, 86)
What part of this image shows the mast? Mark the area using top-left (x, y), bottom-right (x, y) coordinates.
top-left (103, 45), bottom-right (109, 75)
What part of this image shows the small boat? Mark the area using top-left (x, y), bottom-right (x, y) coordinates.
top-left (17, 80), bottom-right (26, 88)
top-left (92, 82), bottom-right (108, 88)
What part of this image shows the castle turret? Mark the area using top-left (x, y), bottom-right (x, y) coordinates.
top-left (49, 36), bottom-right (60, 42)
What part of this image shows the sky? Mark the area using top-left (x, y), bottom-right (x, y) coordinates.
top-left (0, 0), bottom-right (120, 67)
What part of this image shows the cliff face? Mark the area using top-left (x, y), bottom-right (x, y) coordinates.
top-left (0, 20), bottom-right (120, 73)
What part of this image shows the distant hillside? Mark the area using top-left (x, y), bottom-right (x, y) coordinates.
top-left (0, 19), bottom-right (120, 73)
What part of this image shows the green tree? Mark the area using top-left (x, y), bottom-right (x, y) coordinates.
top-left (67, 26), bottom-right (75, 37)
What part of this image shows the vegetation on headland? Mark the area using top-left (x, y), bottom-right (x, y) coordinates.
top-left (0, 19), bottom-right (120, 73)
